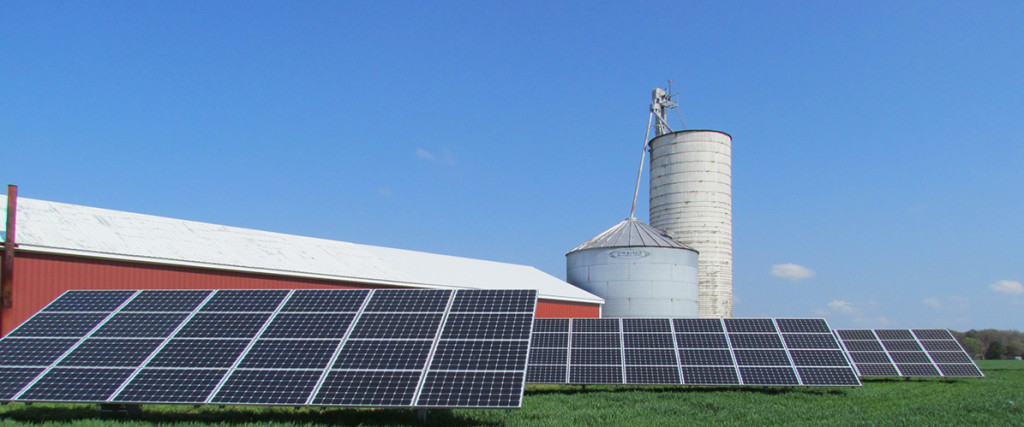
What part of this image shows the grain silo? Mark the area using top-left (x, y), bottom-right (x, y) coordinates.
top-left (566, 217), bottom-right (699, 318)
top-left (648, 128), bottom-right (732, 318)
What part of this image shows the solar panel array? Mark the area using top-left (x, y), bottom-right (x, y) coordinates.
top-left (834, 329), bottom-right (983, 377)
top-left (0, 288), bottom-right (537, 408)
top-left (527, 318), bottom-right (860, 386)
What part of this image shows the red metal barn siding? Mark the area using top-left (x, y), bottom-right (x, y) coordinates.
top-left (535, 300), bottom-right (600, 318)
top-left (1, 251), bottom-right (600, 335)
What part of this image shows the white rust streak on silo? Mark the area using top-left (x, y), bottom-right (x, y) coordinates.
top-left (649, 130), bottom-right (732, 318)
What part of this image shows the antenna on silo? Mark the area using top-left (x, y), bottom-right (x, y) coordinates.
top-left (630, 85), bottom-right (679, 219)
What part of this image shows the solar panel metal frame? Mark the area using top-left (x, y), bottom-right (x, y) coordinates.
top-left (0, 288), bottom-right (537, 409)
top-left (527, 318), bottom-right (860, 387)
top-left (834, 329), bottom-right (983, 378)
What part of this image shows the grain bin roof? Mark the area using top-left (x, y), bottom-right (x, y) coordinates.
top-left (568, 217), bottom-right (695, 254)
top-left (1, 196), bottom-right (602, 305)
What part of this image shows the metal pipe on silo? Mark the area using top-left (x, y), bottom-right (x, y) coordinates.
top-left (649, 130), bottom-right (732, 318)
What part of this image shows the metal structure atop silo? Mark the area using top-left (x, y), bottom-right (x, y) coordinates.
top-left (566, 217), bottom-right (699, 318)
top-left (647, 88), bottom-right (733, 318)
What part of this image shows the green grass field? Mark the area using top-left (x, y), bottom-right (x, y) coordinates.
top-left (2, 360), bottom-right (1021, 426)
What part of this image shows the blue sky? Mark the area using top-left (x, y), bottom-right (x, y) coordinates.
top-left (3, 1), bottom-right (1021, 330)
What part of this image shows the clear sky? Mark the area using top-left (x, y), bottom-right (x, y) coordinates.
top-left (3, 1), bottom-right (1022, 330)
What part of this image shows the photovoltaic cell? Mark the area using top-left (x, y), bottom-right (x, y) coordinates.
top-left (114, 369), bottom-right (226, 403)
top-left (174, 313), bottom-right (272, 338)
top-left (0, 338), bottom-right (78, 366)
top-left (0, 367), bottom-right (45, 399)
top-left (313, 371), bottom-right (420, 406)
top-left (57, 338), bottom-right (163, 367)
top-left (526, 365), bottom-right (566, 383)
top-left (8, 313), bottom-right (109, 337)
top-left (417, 372), bottom-right (524, 408)
top-left (147, 339), bottom-right (249, 368)
top-left (92, 312), bottom-right (189, 338)
top-left (19, 368), bottom-right (134, 401)
top-left (0, 288), bottom-right (537, 408)
top-left (835, 328), bottom-right (983, 378)
top-left (260, 313), bottom-right (355, 339)
top-left (199, 290), bottom-right (288, 312)
top-left (363, 289), bottom-right (451, 312)
top-left (673, 318), bottom-right (723, 333)
top-left (122, 290), bottom-right (211, 312)
top-left (626, 366), bottom-right (680, 384)
top-left (533, 319), bottom-right (569, 333)
top-left (449, 289), bottom-right (536, 313)
top-left (279, 289), bottom-right (368, 312)
top-left (42, 290), bottom-right (135, 312)
top-left (211, 369), bottom-right (321, 405)
top-left (528, 318), bottom-right (858, 387)
top-left (236, 340), bottom-right (339, 369)
top-left (332, 340), bottom-right (432, 370)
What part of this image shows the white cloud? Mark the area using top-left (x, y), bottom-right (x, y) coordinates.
top-left (416, 147), bottom-right (456, 166)
top-left (990, 280), bottom-right (1023, 295)
top-left (415, 148), bottom-right (435, 161)
top-left (922, 298), bottom-right (942, 309)
top-left (771, 264), bottom-right (815, 281)
top-left (827, 299), bottom-right (856, 314)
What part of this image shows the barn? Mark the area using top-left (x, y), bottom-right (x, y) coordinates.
top-left (0, 193), bottom-right (602, 335)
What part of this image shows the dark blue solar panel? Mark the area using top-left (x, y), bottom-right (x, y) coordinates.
top-left (682, 366), bottom-right (739, 385)
top-left (678, 349), bottom-right (733, 366)
top-left (739, 367), bottom-right (799, 385)
top-left (0, 338), bottom-right (78, 366)
top-left (533, 319), bottom-right (570, 333)
top-left (332, 340), bottom-right (432, 370)
top-left (526, 365), bottom-right (566, 383)
top-left (856, 364), bottom-right (899, 376)
top-left (571, 318), bottom-right (620, 333)
top-left (280, 289), bottom-right (369, 312)
top-left (8, 313), bottom-right (109, 337)
top-left (57, 338), bottom-right (162, 367)
top-left (313, 371), bottom-right (420, 406)
top-left (889, 352), bottom-right (931, 364)
top-left (349, 313), bottom-right (442, 339)
top-left (623, 333), bottom-right (674, 348)
top-left (449, 289), bottom-right (536, 313)
top-left (896, 364), bottom-right (940, 376)
top-left (146, 339), bottom-right (249, 368)
top-left (569, 365), bottom-right (622, 384)
top-left (211, 369), bottom-right (322, 405)
top-left (20, 368), bottom-right (134, 401)
top-left (673, 318), bottom-right (723, 333)
top-left (531, 333), bottom-right (569, 348)
top-left (200, 290), bottom-right (288, 312)
top-left (529, 348), bottom-right (567, 365)
top-left (783, 334), bottom-right (840, 349)
top-left (733, 350), bottom-right (790, 366)
top-left (676, 333), bottom-right (729, 349)
top-left (622, 318), bottom-right (671, 333)
top-left (0, 367), bottom-right (44, 399)
top-left (42, 290), bottom-right (135, 312)
top-left (114, 369), bottom-right (226, 403)
top-left (836, 329), bottom-right (876, 340)
top-left (571, 333), bottom-right (620, 348)
top-left (363, 289), bottom-right (451, 312)
top-left (789, 350), bottom-right (849, 367)
top-left (623, 349), bottom-right (676, 366)
top-left (875, 329), bottom-right (914, 340)
top-left (626, 366), bottom-right (680, 384)
top-left (913, 329), bottom-right (953, 340)
top-left (849, 352), bottom-right (891, 364)
top-left (441, 313), bottom-right (533, 340)
top-left (430, 341), bottom-right (528, 371)
top-left (174, 312), bottom-right (272, 338)
top-left (724, 319), bottom-right (777, 333)
top-left (259, 313), bottom-right (355, 339)
top-left (121, 290), bottom-right (211, 312)
top-left (92, 312), bottom-right (189, 338)
top-left (882, 340), bottom-right (922, 352)
top-left (570, 349), bottom-right (622, 365)
top-left (728, 334), bottom-right (784, 349)
top-left (237, 340), bottom-right (339, 369)
top-left (775, 319), bottom-right (830, 333)
top-left (797, 367), bottom-right (860, 385)
top-left (417, 372), bottom-right (524, 408)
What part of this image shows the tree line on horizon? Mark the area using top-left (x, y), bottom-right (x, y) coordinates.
top-left (951, 329), bottom-right (1024, 360)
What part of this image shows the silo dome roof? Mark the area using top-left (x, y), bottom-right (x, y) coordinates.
top-left (567, 217), bottom-right (695, 254)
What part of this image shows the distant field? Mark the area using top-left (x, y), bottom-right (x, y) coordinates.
top-left (1, 360), bottom-right (1021, 426)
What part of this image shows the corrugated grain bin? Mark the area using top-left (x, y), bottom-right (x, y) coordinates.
top-left (566, 218), bottom-right (699, 318)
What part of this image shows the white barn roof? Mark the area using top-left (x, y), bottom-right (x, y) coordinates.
top-left (1, 196), bottom-right (602, 305)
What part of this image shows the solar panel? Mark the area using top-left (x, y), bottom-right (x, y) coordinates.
top-left (834, 329), bottom-right (983, 378)
top-left (0, 288), bottom-right (537, 409)
top-left (528, 318), bottom-right (860, 387)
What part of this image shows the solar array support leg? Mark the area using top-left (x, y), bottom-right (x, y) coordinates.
top-left (417, 408), bottom-right (427, 422)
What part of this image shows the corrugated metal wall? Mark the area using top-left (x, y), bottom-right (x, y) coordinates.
top-left (1, 252), bottom-right (599, 334)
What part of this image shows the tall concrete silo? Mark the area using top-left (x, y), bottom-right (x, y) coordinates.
top-left (566, 218), bottom-right (699, 318)
top-left (649, 129), bottom-right (732, 318)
